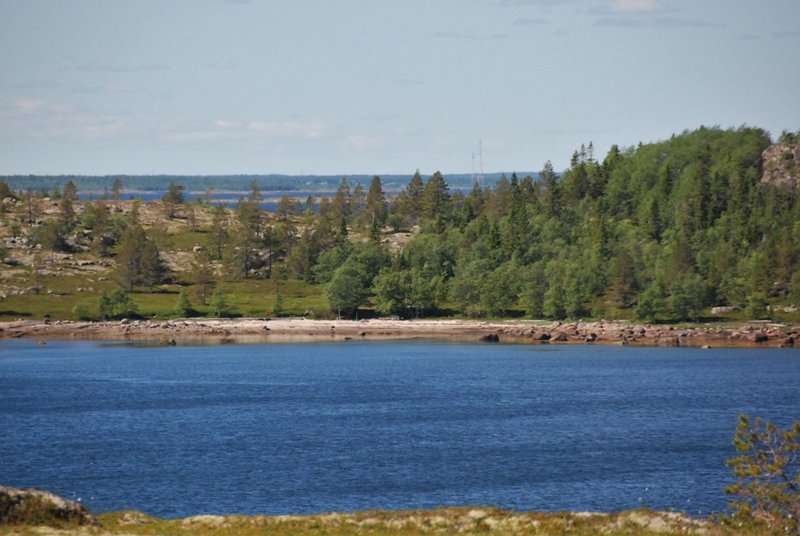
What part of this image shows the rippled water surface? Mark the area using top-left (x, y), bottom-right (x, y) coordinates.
top-left (1, 340), bottom-right (798, 518)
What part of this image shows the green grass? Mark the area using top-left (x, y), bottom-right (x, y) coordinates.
top-left (0, 275), bottom-right (329, 322)
top-left (0, 271), bottom-right (117, 320)
top-left (170, 228), bottom-right (210, 251)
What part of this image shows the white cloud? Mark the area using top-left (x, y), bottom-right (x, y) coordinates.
top-left (13, 98), bottom-right (68, 114)
top-left (161, 130), bottom-right (223, 143)
top-left (247, 120), bottom-right (326, 139)
top-left (163, 119), bottom-right (328, 143)
top-left (432, 31), bottom-right (508, 40)
top-left (498, 0), bottom-right (579, 6)
top-left (1, 98), bottom-right (149, 141)
top-left (594, 16), bottom-right (718, 27)
top-left (591, 0), bottom-right (718, 28)
top-left (213, 120), bottom-right (242, 129)
top-left (102, 83), bottom-right (139, 93)
top-left (63, 60), bottom-right (169, 73)
top-left (3, 95), bottom-right (325, 147)
top-left (609, 0), bottom-right (668, 13)
top-left (346, 135), bottom-right (383, 151)
top-left (210, 60), bottom-right (238, 70)
top-left (513, 17), bottom-right (549, 26)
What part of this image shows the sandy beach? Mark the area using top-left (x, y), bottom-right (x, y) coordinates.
top-left (0, 317), bottom-right (796, 348)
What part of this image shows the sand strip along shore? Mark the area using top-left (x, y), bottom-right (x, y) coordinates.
top-left (0, 318), bottom-right (797, 348)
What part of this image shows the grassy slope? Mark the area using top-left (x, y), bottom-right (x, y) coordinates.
top-left (2, 200), bottom-right (799, 324)
top-left (0, 507), bottom-right (766, 535)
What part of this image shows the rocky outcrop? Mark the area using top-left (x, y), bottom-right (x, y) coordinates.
top-left (0, 485), bottom-right (98, 526)
top-left (761, 140), bottom-right (800, 189)
top-left (494, 320), bottom-right (798, 348)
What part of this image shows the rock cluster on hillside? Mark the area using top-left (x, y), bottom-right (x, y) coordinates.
top-left (0, 485), bottom-right (98, 526)
top-left (762, 141), bottom-right (800, 189)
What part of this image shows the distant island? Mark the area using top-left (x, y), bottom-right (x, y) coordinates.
top-left (0, 172), bottom-right (523, 199)
top-left (0, 126), bottom-right (798, 331)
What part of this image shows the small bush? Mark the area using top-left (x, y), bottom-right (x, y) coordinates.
top-left (173, 288), bottom-right (193, 317)
top-left (98, 290), bottom-right (138, 320)
top-left (71, 301), bottom-right (94, 320)
top-left (210, 291), bottom-right (231, 318)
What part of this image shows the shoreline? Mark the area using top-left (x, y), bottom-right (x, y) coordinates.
top-left (0, 317), bottom-right (797, 348)
top-left (0, 486), bottom-right (713, 534)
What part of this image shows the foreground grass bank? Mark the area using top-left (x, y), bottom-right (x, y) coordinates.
top-left (0, 506), bottom-right (769, 536)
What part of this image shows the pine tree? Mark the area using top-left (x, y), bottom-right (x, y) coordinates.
top-left (210, 290), bottom-right (231, 318)
top-left (115, 224), bottom-right (147, 291)
top-left (276, 194), bottom-right (298, 221)
top-left (190, 250), bottom-right (215, 305)
top-left (365, 175), bottom-right (387, 227)
top-left (114, 224), bottom-right (165, 291)
top-left (61, 180), bottom-right (78, 228)
top-left (332, 178), bottom-right (351, 225)
top-left (162, 182), bottom-right (184, 218)
top-left (210, 203), bottom-right (229, 260)
top-left (422, 171), bottom-right (450, 220)
top-left (139, 238), bottom-right (166, 290)
top-left (538, 161), bottom-right (559, 217)
top-left (173, 288), bottom-right (193, 317)
top-left (111, 178), bottom-right (122, 204)
top-left (351, 182), bottom-right (366, 224)
top-left (403, 170), bottom-right (425, 224)
top-left (725, 415), bottom-right (800, 534)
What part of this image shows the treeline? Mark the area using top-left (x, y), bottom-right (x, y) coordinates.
top-left (2, 126), bottom-right (798, 322)
top-left (305, 126), bottom-right (798, 321)
top-left (197, 126), bottom-right (799, 321)
top-left (0, 172), bottom-right (524, 197)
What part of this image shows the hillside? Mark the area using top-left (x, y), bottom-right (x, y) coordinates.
top-left (0, 126), bottom-right (798, 324)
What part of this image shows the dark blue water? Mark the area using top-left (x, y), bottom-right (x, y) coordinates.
top-left (1, 340), bottom-right (798, 518)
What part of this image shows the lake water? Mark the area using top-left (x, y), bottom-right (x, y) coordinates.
top-left (1, 340), bottom-right (798, 519)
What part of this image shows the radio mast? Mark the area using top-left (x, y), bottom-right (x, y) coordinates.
top-left (478, 139), bottom-right (484, 187)
top-left (471, 152), bottom-right (476, 185)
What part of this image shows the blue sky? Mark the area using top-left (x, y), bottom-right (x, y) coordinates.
top-left (1, 0), bottom-right (798, 176)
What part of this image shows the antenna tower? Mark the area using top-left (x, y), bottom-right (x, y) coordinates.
top-left (478, 139), bottom-right (484, 187)
top-left (471, 152), bottom-right (476, 184)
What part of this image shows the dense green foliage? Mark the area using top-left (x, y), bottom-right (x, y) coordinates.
top-left (157, 126), bottom-right (800, 320)
top-left (280, 126), bottom-right (797, 320)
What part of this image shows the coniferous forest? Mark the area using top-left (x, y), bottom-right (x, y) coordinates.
top-left (1, 126), bottom-right (799, 323)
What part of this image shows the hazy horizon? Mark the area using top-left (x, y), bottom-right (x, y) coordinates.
top-left (2, 1), bottom-right (798, 176)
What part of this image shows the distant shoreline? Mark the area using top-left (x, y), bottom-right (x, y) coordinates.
top-left (0, 318), bottom-right (796, 349)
